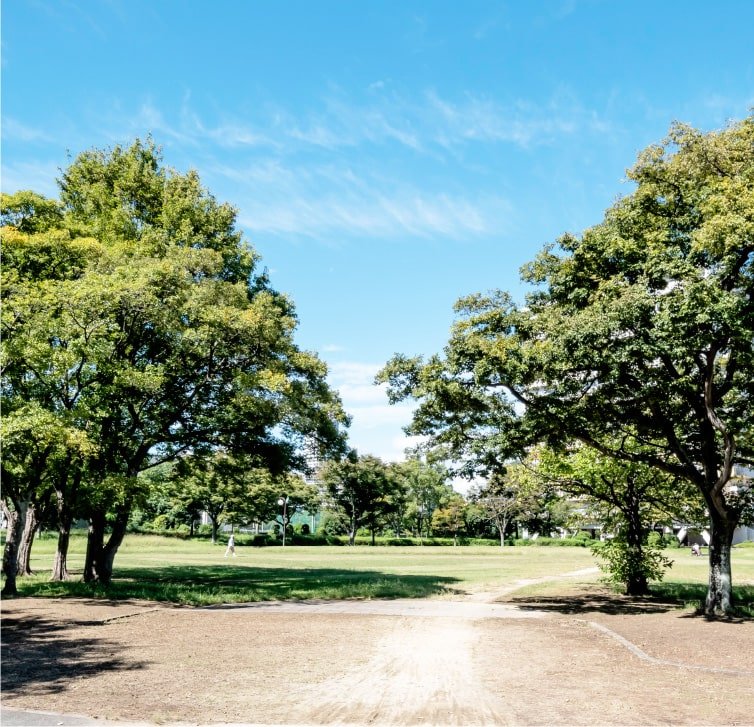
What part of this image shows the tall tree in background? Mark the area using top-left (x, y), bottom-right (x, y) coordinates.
top-left (320, 452), bottom-right (395, 545)
top-left (380, 116), bottom-right (754, 616)
top-left (431, 493), bottom-right (468, 545)
top-left (467, 465), bottom-right (538, 547)
top-left (393, 457), bottom-right (453, 540)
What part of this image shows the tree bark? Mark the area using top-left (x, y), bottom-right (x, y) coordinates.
top-left (1, 501), bottom-right (24, 597)
top-left (497, 516), bottom-right (508, 547)
top-left (84, 508), bottom-right (106, 583)
top-left (16, 503), bottom-right (39, 576)
top-left (100, 506), bottom-right (130, 583)
top-left (84, 504), bottom-right (130, 586)
top-left (705, 509), bottom-right (736, 617)
top-left (52, 467), bottom-right (81, 581)
top-left (624, 511), bottom-right (649, 596)
top-left (52, 524), bottom-right (71, 581)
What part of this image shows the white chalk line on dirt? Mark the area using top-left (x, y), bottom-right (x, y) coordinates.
top-left (587, 621), bottom-right (754, 677)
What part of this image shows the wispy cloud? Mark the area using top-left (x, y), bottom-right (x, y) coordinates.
top-left (1, 160), bottom-right (61, 197)
top-left (326, 360), bottom-right (419, 461)
top-left (2, 88), bottom-right (610, 240)
top-left (237, 187), bottom-right (502, 240)
top-left (1, 118), bottom-right (56, 143)
top-left (424, 89), bottom-right (612, 148)
top-left (211, 154), bottom-right (509, 241)
top-left (101, 86), bottom-right (613, 158)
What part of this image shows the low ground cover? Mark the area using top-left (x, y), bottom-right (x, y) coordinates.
top-left (9, 533), bottom-right (754, 612)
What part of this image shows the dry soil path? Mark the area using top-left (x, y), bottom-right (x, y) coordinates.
top-left (3, 567), bottom-right (753, 727)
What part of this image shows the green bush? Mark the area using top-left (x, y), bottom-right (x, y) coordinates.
top-left (290, 532), bottom-right (330, 546)
top-left (150, 514), bottom-right (170, 531)
top-left (647, 531), bottom-right (676, 548)
top-left (591, 538), bottom-right (672, 592)
top-left (512, 537), bottom-right (591, 547)
top-left (466, 538), bottom-right (500, 547)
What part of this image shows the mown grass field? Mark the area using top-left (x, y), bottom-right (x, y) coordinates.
top-left (10, 532), bottom-right (754, 613)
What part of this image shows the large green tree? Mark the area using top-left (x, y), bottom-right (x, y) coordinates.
top-left (1, 140), bottom-right (348, 589)
top-left (379, 116), bottom-right (754, 616)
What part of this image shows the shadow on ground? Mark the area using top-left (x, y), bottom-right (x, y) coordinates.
top-left (1, 612), bottom-right (146, 696)
top-left (508, 593), bottom-right (681, 615)
top-left (508, 582), bottom-right (754, 617)
top-left (14, 565), bottom-right (461, 604)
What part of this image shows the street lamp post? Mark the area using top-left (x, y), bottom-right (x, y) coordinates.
top-left (277, 496), bottom-right (289, 547)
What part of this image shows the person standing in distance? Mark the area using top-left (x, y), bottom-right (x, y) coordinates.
top-left (225, 532), bottom-right (236, 558)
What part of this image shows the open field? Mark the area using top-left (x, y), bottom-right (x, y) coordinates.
top-left (2, 539), bottom-right (753, 726)
top-left (12, 533), bottom-right (754, 612)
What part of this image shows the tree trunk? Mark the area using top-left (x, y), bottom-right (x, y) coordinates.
top-left (210, 516), bottom-right (219, 544)
top-left (498, 516), bottom-right (508, 547)
top-left (624, 505), bottom-right (649, 597)
top-left (348, 505), bottom-right (357, 546)
top-left (1, 501), bottom-right (24, 597)
top-left (705, 510), bottom-right (736, 617)
top-left (52, 524), bottom-right (71, 581)
top-left (16, 504), bottom-right (39, 576)
top-left (84, 508), bottom-right (106, 583)
top-left (100, 506), bottom-right (130, 584)
top-left (52, 467), bottom-right (80, 581)
top-left (84, 504), bottom-right (130, 586)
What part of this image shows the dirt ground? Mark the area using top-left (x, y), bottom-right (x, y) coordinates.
top-left (2, 585), bottom-right (753, 727)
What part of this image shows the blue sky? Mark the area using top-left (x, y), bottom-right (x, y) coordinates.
top-left (3, 0), bottom-right (753, 464)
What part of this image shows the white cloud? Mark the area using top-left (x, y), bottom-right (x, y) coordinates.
top-left (1, 118), bottom-right (55, 143)
top-left (1, 161), bottom-right (61, 197)
top-left (325, 360), bottom-right (420, 462)
top-left (223, 159), bottom-right (508, 240)
top-left (104, 86), bottom-right (612, 162)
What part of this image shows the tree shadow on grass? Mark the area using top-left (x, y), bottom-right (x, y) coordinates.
top-left (509, 582), bottom-right (754, 617)
top-left (18, 565), bottom-right (462, 605)
top-left (655, 582), bottom-right (754, 620)
top-left (1, 611), bottom-right (146, 696)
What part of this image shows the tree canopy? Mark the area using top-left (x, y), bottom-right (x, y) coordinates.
top-left (379, 115), bottom-right (754, 616)
top-left (1, 139), bottom-right (349, 591)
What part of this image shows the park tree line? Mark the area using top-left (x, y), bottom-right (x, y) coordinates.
top-left (127, 447), bottom-right (687, 562)
top-left (0, 140), bottom-right (350, 595)
top-left (378, 116), bottom-right (754, 617)
top-left (127, 451), bottom-right (559, 547)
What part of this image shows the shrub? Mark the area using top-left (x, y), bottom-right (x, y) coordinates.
top-left (512, 537), bottom-right (590, 547)
top-left (591, 539), bottom-right (672, 593)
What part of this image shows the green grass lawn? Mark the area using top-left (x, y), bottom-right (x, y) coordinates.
top-left (8, 532), bottom-right (754, 612)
